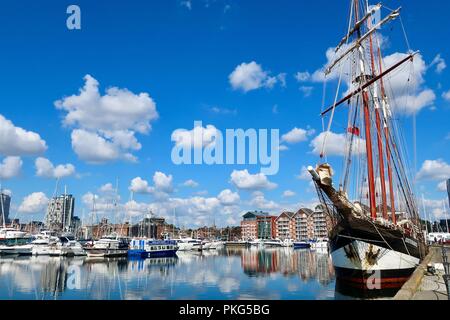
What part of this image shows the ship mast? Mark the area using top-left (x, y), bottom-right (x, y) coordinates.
top-left (353, 0), bottom-right (377, 219)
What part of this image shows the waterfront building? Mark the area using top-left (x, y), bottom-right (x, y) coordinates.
top-left (241, 211), bottom-right (276, 241)
top-left (294, 208), bottom-right (314, 240)
top-left (0, 192), bottom-right (11, 226)
top-left (129, 216), bottom-right (166, 239)
top-left (312, 205), bottom-right (331, 239)
top-left (45, 194), bottom-right (75, 232)
top-left (275, 212), bottom-right (296, 240)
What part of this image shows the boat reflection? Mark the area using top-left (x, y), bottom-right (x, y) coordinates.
top-left (0, 248), bottom-right (337, 300)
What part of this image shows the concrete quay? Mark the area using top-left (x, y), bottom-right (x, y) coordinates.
top-left (394, 246), bottom-right (449, 300)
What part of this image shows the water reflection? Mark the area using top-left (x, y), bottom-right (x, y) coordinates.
top-left (0, 248), bottom-right (336, 300)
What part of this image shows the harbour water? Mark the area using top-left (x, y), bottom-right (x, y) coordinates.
top-left (0, 248), bottom-right (337, 300)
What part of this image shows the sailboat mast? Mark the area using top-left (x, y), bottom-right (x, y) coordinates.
top-left (365, 7), bottom-right (388, 219)
top-left (354, 0), bottom-right (377, 219)
top-left (377, 48), bottom-right (397, 224)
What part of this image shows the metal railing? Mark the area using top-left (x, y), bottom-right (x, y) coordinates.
top-left (442, 246), bottom-right (450, 300)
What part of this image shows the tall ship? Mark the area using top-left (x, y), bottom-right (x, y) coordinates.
top-left (308, 0), bottom-right (428, 293)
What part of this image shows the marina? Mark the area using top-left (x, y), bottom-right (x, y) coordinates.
top-left (0, 0), bottom-right (449, 305)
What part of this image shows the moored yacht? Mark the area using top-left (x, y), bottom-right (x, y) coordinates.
top-left (263, 239), bottom-right (284, 248)
top-left (173, 238), bottom-right (195, 251)
top-left (0, 228), bottom-right (33, 256)
top-left (84, 235), bottom-right (129, 258)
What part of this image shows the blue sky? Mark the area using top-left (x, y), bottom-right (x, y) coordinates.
top-left (0, 0), bottom-right (449, 227)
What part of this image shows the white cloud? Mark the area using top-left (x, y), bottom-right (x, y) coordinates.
top-left (281, 127), bottom-right (315, 144)
top-left (35, 157), bottom-right (76, 179)
top-left (218, 189), bottom-right (240, 206)
top-left (183, 179), bottom-right (199, 188)
top-left (153, 171), bottom-right (174, 193)
top-left (382, 52), bottom-right (435, 115)
top-left (249, 191), bottom-right (279, 211)
top-left (437, 181), bottom-right (448, 192)
top-left (294, 71), bottom-right (311, 82)
top-left (422, 198), bottom-right (448, 220)
top-left (299, 86), bottom-right (314, 97)
top-left (394, 89), bottom-right (436, 116)
top-left (180, 0), bottom-right (192, 10)
top-left (229, 61), bottom-right (284, 92)
top-left (129, 172), bottom-right (174, 198)
top-left (230, 170), bottom-right (277, 190)
top-left (442, 90), bottom-right (450, 102)
top-left (55, 75), bottom-right (158, 163)
top-left (310, 131), bottom-right (366, 157)
top-left (0, 157), bottom-right (22, 180)
top-left (99, 183), bottom-right (115, 193)
top-left (129, 177), bottom-right (152, 194)
top-left (0, 114), bottom-right (47, 156)
top-left (282, 190), bottom-right (296, 198)
top-left (430, 54), bottom-right (446, 74)
top-left (172, 124), bottom-right (219, 149)
top-left (311, 46), bottom-right (435, 115)
top-left (297, 166), bottom-right (311, 181)
top-left (18, 192), bottom-right (49, 214)
top-left (278, 145), bottom-right (289, 151)
top-left (416, 159), bottom-right (450, 181)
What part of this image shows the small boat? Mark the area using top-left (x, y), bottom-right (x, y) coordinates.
top-left (172, 238), bottom-right (195, 251)
top-left (59, 235), bottom-right (86, 256)
top-left (0, 227), bottom-right (28, 240)
top-left (209, 241), bottom-right (224, 250)
top-left (0, 228), bottom-right (33, 256)
top-left (190, 239), bottom-right (203, 251)
top-left (201, 240), bottom-right (212, 250)
top-left (293, 241), bottom-right (311, 249)
top-left (128, 239), bottom-right (178, 258)
top-left (85, 235), bottom-right (129, 258)
top-left (263, 239), bottom-right (284, 248)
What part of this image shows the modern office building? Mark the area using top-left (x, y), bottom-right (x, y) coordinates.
top-left (45, 194), bottom-right (75, 231)
top-left (0, 192), bottom-right (11, 226)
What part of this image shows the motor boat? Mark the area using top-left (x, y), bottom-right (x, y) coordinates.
top-left (59, 235), bottom-right (86, 256)
top-left (209, 241), bottom-right (224, 250)
top-left (128, 239), bottom-right (178, 258)
top-left (84, 235), bottom-right (129, 258)
top-left (263, 239), bottom-right (284, 248)
top-left (0, 228), bottom-right (33, 256)
top-left (173, 238), bottom-right (195, 251)
top-left (293, 241), bottom-right (311, 249)
top-left (31, 231), bottom-right (70, 256)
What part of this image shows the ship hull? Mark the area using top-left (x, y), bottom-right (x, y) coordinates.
top-left (330, 217), bottom-right (423, 291)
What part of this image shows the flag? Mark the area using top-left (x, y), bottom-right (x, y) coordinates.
top-left (347, 127), bottom-right (360, 136)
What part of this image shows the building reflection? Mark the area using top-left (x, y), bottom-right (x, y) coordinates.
top-left (240, 248), bottom-right (335, 285)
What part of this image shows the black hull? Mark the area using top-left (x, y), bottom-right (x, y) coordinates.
top-left (329, 216), bottom-right (425, 293)
top-left (330, 216), bottom-right (424, 260)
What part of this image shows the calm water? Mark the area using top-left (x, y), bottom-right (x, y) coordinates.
top-left (0, 248), bottom-right (338, 300)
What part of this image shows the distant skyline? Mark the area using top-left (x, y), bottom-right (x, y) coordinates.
top-left (0, 0), bottom-right (449, 227)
